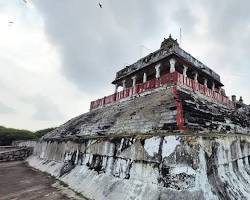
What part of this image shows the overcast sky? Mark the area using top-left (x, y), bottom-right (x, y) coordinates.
top-left (0, 0), bottom-right (250, 131)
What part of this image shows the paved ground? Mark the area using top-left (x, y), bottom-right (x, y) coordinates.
top-left (0, 161), bottom-right (84, 200)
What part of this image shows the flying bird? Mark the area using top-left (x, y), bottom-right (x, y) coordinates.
top-left (99, 3), bottom-right (102, 8)
top-left (8, 21), bottom-right (14, 26)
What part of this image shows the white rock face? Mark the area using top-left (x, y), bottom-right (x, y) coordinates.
top-left (20, 135), bottom-right (250, 200)
top-left (162, 136), bottom-right (180, 158)
top-left (144, 137), bottom-right (161, 157)
top-left (171, 165), bottom-right (196, 175)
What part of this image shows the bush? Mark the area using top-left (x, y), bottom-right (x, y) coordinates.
top-left (0, 126), bottom-right (36, 146)
top-left (35, 128), bottom-right (55, 138)
top-left (0, 126), bottom-right (55, 146)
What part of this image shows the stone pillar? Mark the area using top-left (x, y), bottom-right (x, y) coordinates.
top-left (212, 82), bottom-right (215, 91)
top-left (194, 72), bottom-right (198, 82)
top-left (114, 84), bottom-right (118, 93)
top-left (155, 64), bottom-right (161, 78)
top-left (143, 72), bottom-right (147, 83)
top-left (232, 95), bottom-right (236, 102)
top-left (122, 80), bottom-right (126, 90)
top-left (169, 58), bottom-right (176, 73)
top-left (204, 78), bottom-right (208, 87)
top-left (218, 86), bottom-right (222, 93)
top-left (183, 65), bottom-right (188, 78)
top-left (239, 96), bottom-right (243, 104)
top-left (132, 76), bottom-right (137, 87)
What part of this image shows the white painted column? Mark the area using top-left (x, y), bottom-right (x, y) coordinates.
top-left (132, 76), bottom-right (137, 87)
top-left (194, 72), bottom-right (198, 82)
top-left (204, 78), bottom-right (208, 87)
top-left (114, 84), bottom-right (118, 93)
top-left (218, 86), bottom-right (222, 94)
top-left (155, 64), bottom-right (161, 78)
top-left (169, 58), bottom-right (176, 73)
top-left (193, 72), bottom-right (199, 91)
top-left (122, 80), bottom-right (126, 90)
top-left (183, 65), bottom-right (188, 78)
top-left (143, 72), bottom-right (147, 83)
top-left (212, 82), bottom-right (215, 91)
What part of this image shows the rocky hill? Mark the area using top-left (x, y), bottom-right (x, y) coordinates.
top-left (16, 86), bottom-right (250, 200)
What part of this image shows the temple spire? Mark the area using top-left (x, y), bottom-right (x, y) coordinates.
top-left (160, 34), bottom-right (179, 49)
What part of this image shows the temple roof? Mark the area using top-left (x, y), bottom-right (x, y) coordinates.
top-left (160, 34), bottom-right (179, 49)
top-left (112, 35), bottom-right (222, 85)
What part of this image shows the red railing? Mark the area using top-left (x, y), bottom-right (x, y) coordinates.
top-left (90, 72), bottom-right (235, 110)
top-left (176, 73), bottom-right (235, 108)
top-left (90, 72), bottom-right (177, 110)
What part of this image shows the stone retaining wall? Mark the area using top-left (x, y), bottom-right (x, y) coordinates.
top-left (0, 147), bottom-right (33, 162)
top-left (0, 146), bottom-right (14, 151)
top-left (25, 134), bottom-right (250, 200)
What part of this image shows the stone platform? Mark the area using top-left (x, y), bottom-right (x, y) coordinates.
top-left (0, 161), bottom-right (86, 200)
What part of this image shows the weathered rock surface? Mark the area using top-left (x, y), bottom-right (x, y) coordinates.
top-left (44, 86), bottom-right (250, 142)
top-left (178, 87), bottom-right (250, 133)
top-left (22, 135), bottom-right (250, 200)
top-left (18, 86), bottom-right (250, 199)
top-left (44, 87), bottom-right (178, 140)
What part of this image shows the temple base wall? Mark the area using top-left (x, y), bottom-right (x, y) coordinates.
top-left (19, 134), bottom-right (250, 200)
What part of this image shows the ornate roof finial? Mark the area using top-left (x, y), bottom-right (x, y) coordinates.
top-left (160, 34), bottom-right (179, 49)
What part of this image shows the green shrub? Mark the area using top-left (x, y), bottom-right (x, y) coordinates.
top-left (0, 126), bottom-right (55, 146)
top-left (35, 128), bottom-right (55, 138)
top-left (0, 126), bottom-right (35, 146)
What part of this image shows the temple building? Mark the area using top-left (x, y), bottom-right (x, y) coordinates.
top-left (112, 35), bottom-right (223, 94)
top-left (90, 35), bottom-right (233, 111)
top-left (23, 35), bottom-right (250, 200)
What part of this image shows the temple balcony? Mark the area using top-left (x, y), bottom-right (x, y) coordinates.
top-left (90, 71), bottom-right (235, 111)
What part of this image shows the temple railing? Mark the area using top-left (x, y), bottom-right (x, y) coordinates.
top-left (90, 72), bottom-right (235, 110)
top-left (176, 73), bottom-right (235, 108)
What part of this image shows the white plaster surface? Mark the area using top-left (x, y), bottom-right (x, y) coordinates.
top-left (22, 135), bottom-right (250, 200)
top-left (162, 136), bottom-right (180, 158)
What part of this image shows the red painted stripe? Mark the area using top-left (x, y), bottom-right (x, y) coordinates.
top-left (172, 87), bottom-right (185, 131)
